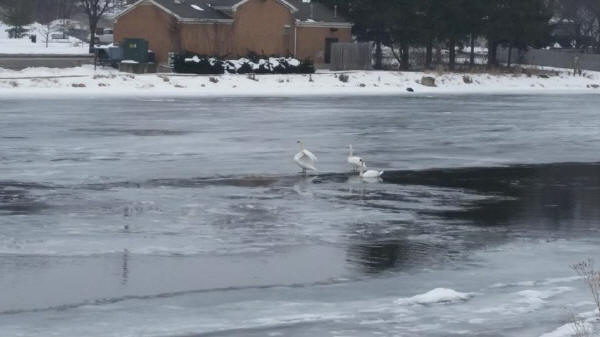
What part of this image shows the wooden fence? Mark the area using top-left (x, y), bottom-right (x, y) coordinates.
top-left (497, 48), bottom-right (600, 71)
top-left (330, 42), bottom-right (372, 70)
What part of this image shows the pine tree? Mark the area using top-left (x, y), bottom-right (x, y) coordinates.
top-left (0, 0), bottom-right (36, 38)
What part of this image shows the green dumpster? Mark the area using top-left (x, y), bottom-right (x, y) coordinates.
top-left (121, 38), bottom-right (149, 63)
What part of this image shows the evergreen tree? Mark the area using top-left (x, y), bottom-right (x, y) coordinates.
top-left (0, 0), bottom-right (36, 38)
top-left (503, 0), bottom-right (553, 66)
top-left (387, 0), bottom-right (420, 70)
top-left (462, 0), bottom-right (487, 65)
top-left (316, 0), bottom-right (554, 70)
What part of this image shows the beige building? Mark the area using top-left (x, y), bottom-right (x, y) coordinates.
top-left (114, 0), bottom-right (353, 66)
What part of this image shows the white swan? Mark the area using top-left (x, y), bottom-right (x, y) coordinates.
top-left (294, 140), bottom-right (318, 174)
top-left (358, 159), bottom-right (383, 179)
top-left (347, 144), bottom-right (365, 172)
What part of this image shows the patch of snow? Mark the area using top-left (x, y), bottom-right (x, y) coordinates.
top-left (185, 55), bottom-right (201, 63)
top-left (539, 314), bottom-right (596, 337)
top-left (0, 65), bottom-right (599, 97)
top-left (395, 288), bottom-right (474, 305)
top-left (516, 287), bottom-right (573, 306)
top-left (191, 4), bottom-right (204, 11)
top-left (0, 21), bottom-right (89, 55)
top-left (120, 60), bottom-right (138, 64)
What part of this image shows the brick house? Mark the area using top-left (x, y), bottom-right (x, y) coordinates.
top-left (114, 0), bottom-right (353, 66)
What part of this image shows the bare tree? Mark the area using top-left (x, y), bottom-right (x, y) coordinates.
top-left (37, 0), bottom-right (61, 47)
top-left (78, 0), bottom-right (113, 52)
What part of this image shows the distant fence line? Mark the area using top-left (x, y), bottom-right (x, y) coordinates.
top-left (497, 48), bottom-right (600, 71)
top-left (330, 42), bottom-right (372, 71)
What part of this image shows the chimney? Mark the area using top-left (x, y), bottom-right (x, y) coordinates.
top-left (334, 5), bottom-right (337, 18)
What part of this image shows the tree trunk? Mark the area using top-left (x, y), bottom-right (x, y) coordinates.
top-left (487, 39), bottom-right (497, 67)
top-left (374, 40), bottom-right (383, 70)
top-left (400, 43), bottom-right (409, 70)
top-left (469, 33), bottom-right (475, 66)
top-left (44, 22), bottom-right (49, 48)
top-left (425, 38), bottom-right (433, 69)
top-left (507, 44), bottom-right (513, 68)
top-left (89, 21), bottom-right (97, 53)
top-left (448, 38), bottom-right (456, 70)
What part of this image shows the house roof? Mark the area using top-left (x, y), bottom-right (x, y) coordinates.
top-left (117, 0), bottom-right (349, 24)
top-left (152, 0), bottom-right (232, 20)
top-left (287, 0), bottom-right (347, 23)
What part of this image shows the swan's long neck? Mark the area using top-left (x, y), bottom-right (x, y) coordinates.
top-left (298, 142), bottom-right (304, 151)
top-left (348, 145), bottom-right (353, 156)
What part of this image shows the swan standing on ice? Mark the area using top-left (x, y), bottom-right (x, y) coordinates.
top-left (294, 140), bottom-right (318, 175)
top-left (358, 159), bottom-right (383, 179)
top-left (347, 144), bottom-right (366, 172)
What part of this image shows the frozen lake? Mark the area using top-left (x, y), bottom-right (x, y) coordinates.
top-left (2, 94), bottom-right (600, 336)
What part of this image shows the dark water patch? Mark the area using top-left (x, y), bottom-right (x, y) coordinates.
top-left (346, 239), bottom-right (470, 275)
top-left (79, 175), bottom-right (345, 191)
top-left (1, 136), bottom-right (26, 140)
top-left (71, 128), bottom-right (192, 137)
top-left (0, 189), bottom-right (47, 215)
top-left (0, 181), bottom-right (56, 190)
top-left (384, 162), bottom-right (600, 232)
top-left (50, 157), bottom-right (90, 162)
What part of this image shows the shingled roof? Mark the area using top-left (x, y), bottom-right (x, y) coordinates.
top-left (151, 0), bottom-right (232, 20)
top-left (287, 0), bottom-right (348, 23)
top-left (117, 0), bottom-right (349, 24)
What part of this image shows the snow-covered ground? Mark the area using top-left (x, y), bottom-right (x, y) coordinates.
top-left (0, 64), bottom-right (599, 97)
top-left (0, 21), bottom-right (89, 55)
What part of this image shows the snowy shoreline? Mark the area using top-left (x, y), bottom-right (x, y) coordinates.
top-left (0, 65), bottom-right (599, 97)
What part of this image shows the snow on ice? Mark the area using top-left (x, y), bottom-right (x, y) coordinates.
top-left (395, 288), bottom-right (474, 305)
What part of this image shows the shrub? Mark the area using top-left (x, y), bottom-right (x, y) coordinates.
top-left (338, 74), bottom-right (350, 83)
top-left (173, 54), bottom-right (224, 74)
top-left (296, 58), bottom-right (315, 74)
top-left (173, 53), bottom-right (315, 75)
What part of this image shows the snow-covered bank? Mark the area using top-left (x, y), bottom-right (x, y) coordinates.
top-left (0, 65), bottom-right (599, 97)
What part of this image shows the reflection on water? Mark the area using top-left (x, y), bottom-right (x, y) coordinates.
top-left (385, 162), bottom-right (600, 231)
top-left (345, 162), bottom-right (600, 273)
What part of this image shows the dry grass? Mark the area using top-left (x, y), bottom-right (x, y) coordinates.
top-left (568, 309), bottom-right (591, 337)
top-left (572, 259), bottom-right (600, 317)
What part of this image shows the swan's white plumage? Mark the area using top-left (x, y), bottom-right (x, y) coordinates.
top-left (294, 141), bottom-right (318, 173)
top-left (347, 145), bottom-right (365, 171)
top-left (358, 159), bottom-right (383, 179)
top-left (360, 169), bottom-right (384, 178)
top-left (302, 149), bottom-right (318, 163)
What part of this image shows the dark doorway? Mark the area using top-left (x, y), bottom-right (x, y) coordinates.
top-left (325, 38), bottom-right (338, 64)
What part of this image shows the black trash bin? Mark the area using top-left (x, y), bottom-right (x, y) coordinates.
top-left (30, 34), bottom-right (36, 43)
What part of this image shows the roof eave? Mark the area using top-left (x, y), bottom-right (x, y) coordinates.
top-left (295, 21), bottom-right (352, 28)
top-left (114, 0), bottom-right (183, 21)
top-left (180, 18), bottom-right (234, 23)
top-left (231, 0), bottom-right (298, 13)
